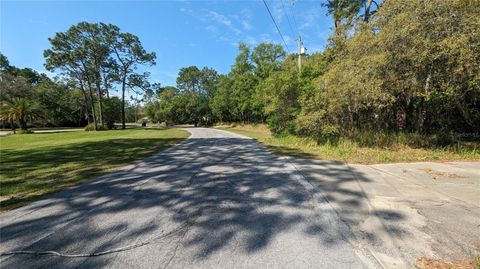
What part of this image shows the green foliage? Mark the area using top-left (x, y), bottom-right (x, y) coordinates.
top-left (17, 129), bottom-right (34, 134)
top-left (0, 58), bottom-right (90, 129)
top-left (176, 66), bottom-right (202, 93)
top-left (103, 97), bottom-right (122, 129)
top-left (251, 43), bottom-right (286, 79)
top-left (84, 123), bottom-right (108, 131)
top-left (258, 69), bottom-right (300, 134)
top-left (0, 52), bottom-right (10, 72)
top-left (84, 123), bottom-right (96, 131)
top-left (111, 30), bottom-right (156, 128)
top-left (0, 98), bottom-right (43, 130)
top-left (44, 21), bottom-right (156, 130)
top-left (323, 0), bottom-right (362, 27)
top-left (298, 0), bottom-right (480, 139)
top-left (4, 0), bottom-right (477, 148)
top-left (208, 0), bottom-right (479, 146)
top-left (218, 124), bottom-right (479, 164)
top-left (147, 66), bottom-right (218, 126)
top-left (112, 0), bottom-right (480, 147)
top-left (0, 72), bottom-right (36, 100)
top-left (36, 80), bottom-right (86, 126)
top-left (210, 75), bottom-right (234, 122)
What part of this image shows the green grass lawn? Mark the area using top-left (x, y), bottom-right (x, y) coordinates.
top-left (216, 124), bottom-right (480, 164)
top-left (0, 128), bottom-right (189, 211)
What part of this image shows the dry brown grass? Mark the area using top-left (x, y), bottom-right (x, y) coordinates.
top-left (415, 257), bottom-right (478, 269)
top-left (216, 124), bottom-right (480, 164)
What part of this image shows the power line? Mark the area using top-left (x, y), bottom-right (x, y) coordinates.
top-left (289, 0), bottom-right (300, 35)
top-left (262, 0), bottom-right (291, 53)
top-left (281, 0), bottom-right (297, 38)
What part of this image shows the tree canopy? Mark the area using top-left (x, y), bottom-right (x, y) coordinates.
top-left (2, 0), bottom-right (478, 143)
top-left (43, 21), bottom-right (155, 130)
top-left (145, 0), bottom-right (479, 144)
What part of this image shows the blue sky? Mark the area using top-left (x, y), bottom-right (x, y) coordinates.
top-left (1, 0), bottom-right (333, 86)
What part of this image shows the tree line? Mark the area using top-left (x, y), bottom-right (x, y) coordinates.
top-left (146, 0), bottom-right (480, 143)
top-left (2, 0), bottom-right (478, 142)
top-left (1, 22), bottom-right (155, 132)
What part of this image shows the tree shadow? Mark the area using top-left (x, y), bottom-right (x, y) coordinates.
top-left (291, 158), bottom-right (411, 256)
top-left (0, 135), bottom-right (406, 268)
top-left (0, 137), bottom-right (185, 210)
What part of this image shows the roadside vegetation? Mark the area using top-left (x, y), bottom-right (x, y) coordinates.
top-left (145, 0), bottom-right (479, 155)
top-left (0, 128), bottom-right (189, 211)
top-left (216, 124), bottom-right (479, 164)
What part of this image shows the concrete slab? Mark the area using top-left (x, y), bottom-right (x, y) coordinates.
top-left (290, 159), bottom-right (480, 268)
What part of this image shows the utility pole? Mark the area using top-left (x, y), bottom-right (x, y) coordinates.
top-left (297, 35), bottom-right (302, 73)
top-left (297, 35), bottom-right (306, 73)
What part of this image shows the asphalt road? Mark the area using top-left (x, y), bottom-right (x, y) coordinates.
top-left (0, 128), bottom-right (376, 269)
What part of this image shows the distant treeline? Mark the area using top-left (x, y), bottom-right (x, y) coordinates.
top-left (0, 56), bottom-right (144, 131)
top-left (146, 0), bottom-right (480, 141)
top-left (1, 22), bottom-right (156, 132)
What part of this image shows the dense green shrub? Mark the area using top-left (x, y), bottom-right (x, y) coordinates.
top-left (103, 97), bottom-right (122, 129)
top-left (84, 123), bottom-right (107, 131)
top-left (17, 129), bottom-right (34, 134)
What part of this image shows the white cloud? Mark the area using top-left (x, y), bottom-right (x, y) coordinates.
top-left (207, 11), bottom-right (232, 27)
top-left (240, 8), bottom-right (253, 19)
top-left (299, 8), bottom-right (321, 29)
top-left (241, 20), bottom-right (252, 31)
top-left (259, 33), bottom-right (274, 43)
top-left (179, 7), bottom-right (192, 14)
top-left (271, 0), bottom-right (286, 23)
top-left (243, 36), bottom-right (258, 46)
top-left (205, 10), bottom-right (242, 35)
top-left (205, 25), bottom-right (218, 33)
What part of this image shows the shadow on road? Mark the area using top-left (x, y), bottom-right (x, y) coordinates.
top-left (0, 137), bottom-right (406, 268)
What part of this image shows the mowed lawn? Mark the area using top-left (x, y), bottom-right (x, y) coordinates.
top-left (0, 128), bottom-right (189, 211)
top-left (216, 125), bottom-right (480, 164)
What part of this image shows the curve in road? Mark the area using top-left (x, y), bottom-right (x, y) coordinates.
top-left (0, 128), bottom-right (377, 269)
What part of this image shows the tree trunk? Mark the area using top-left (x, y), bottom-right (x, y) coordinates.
top-left (121, 73), bottom-right (127, 129)
top-left (135, 104), bottom-right (138, 123)
top-left (417, 69), bottom-right (432, 132)
top-left (95, 72), bottom-right (104, 126)
top-left (79, 79), bottom-right (91, 125)
top-left (103, 72), bottom-right (110, 100)
top-left (334, 20), bottom-right (339, 29)
top-left (87, 80), bottom-right (98, 131)
top-left (10, 119), bottom-right (16, 134)
top-left (395, 92), bottom-right (407, 132)
top-left (417, 103), bottom-right (426, 132)
top-left (18, 118), bottom-right (27, 131)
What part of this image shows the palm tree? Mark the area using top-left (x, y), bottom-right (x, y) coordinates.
top-left (0, 98), bottom-right (42, 132)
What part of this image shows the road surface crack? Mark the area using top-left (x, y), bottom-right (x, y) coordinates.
top-left (0, 223), bottom-right (189, 258)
